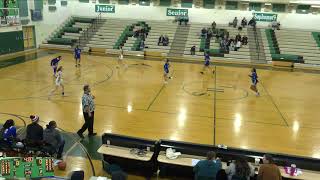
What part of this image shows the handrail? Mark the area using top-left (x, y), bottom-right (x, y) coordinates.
top-left (252, 26), bottom-right (260, 61)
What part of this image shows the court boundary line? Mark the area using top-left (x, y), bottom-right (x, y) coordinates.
top-left (259, 80), bottom-right (289, 127)
top-left (146, 84), bottom-right (166, 111)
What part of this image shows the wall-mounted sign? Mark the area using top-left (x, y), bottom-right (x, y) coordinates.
top-left (166, 8), bottom-right (188, 16)
top-left (95, 4), bottom-right (115, 13)
top-left (253, 12), bottom-right (277, 22)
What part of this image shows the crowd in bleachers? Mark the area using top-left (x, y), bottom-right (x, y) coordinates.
top-left (0, 115), bottom-right (65, 159)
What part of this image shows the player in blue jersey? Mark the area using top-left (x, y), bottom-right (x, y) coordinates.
top-left (200, 53), bottom-right (215, 74)
top-left (50, 56), bottom-right (62, 77)
top-left (249, 68), bottom-right (260, 96)
top-left (74, 46), bottom-right (81, 67)
top-left (163, 59), bottom-right (171, 84)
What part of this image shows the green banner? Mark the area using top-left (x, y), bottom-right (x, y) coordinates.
top-left (95, 4), bottom-right (115, 13)
top-left (166, 8), bottom-right (188, 16)
top-left (253, 12), bottom-right (277, 22)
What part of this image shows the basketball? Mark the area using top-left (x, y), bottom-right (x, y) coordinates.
top-left (58, 161), bottom-right (67, 171)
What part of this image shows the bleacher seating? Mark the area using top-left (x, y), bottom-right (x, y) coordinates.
top-left (183, 23), bottom-right (250, 63)
top-left (40, 17), bottom-right (94, 50)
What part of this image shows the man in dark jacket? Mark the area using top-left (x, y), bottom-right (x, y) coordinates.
top-left (26, 115), bottom-right (43, 146)
top-left (193, 151), bottom-right (222, 180)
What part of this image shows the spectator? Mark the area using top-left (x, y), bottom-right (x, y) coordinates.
top-left (212, 21), bottom-right (217, 29)
top-left (233, 17), bottom-right (238, 28)
top-left (1, 119), bottom-right (17, 145)
top-left (258, 154), bottom-right (282, 180)
top-left (190, 46), bottom-right (196, 55)
top-left (235, 40), bottom-right (241, 51)
top-left (26, 115), bottom-right (43, 146)
top-left (242, 36), bottom-right (248, 45)
top-left (226, 157), bottom-right (254, 180)
top-left (201, 28), bottom-right (207, 37)
top-left (248, 17), bottom-right (256, 28)
top-left (43, 121), bottom-right (65, 159)
top-left (235, 33), bottom-right (241, 42)
top-left (207, 28), bottom-right (213, 39)
top-left (163, 35), bottom-right (169, 46)
top-left (241, 17), bottom-right (247, 27)
top-left (194, 151), bottom-right (222, 180)
top-left (158, 35), bottom-right (164, 46)
top-left (229, 40), bottom-right (235, 51)
top-left (271, 20), bottom-right (280, 30)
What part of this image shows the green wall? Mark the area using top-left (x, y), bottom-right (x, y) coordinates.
top-left (0, 31), bottom-right (24, 55)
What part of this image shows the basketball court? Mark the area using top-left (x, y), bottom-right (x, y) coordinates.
top-left (0, 51), bottom-right (320, 179)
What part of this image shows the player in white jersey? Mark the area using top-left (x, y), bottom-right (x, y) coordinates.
top-left (117, 45), bottom-right (127, 69)
top-left (49, 66), bottom-right (65, 99)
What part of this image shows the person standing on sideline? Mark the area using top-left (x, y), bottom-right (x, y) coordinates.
top-left (50, 56), bottom-right (62, 77)
top-left (258, 154), bottom-right (282, 180)
top-left (77, 84), bottom-right (97, 139)
top-left (74, 46), bottom-right (81, 67)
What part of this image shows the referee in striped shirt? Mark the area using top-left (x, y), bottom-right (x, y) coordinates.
top-left (77, 84), bottom-right (97, 138)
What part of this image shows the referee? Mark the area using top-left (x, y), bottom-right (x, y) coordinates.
top-left (77, 84), bottom-right (97, 138)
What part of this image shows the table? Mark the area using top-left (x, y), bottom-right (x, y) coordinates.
top-left (97, 144), bottom-right (154, 161)
top-left (157, 151), bottom-right (320, 180)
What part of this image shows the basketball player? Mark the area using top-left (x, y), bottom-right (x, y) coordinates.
top-left (200, 53), bottom-right (214, 74)
top-left (49, 66), bottom-right (65, 99)
top-left (249, 68), bottom-right (260, 96)
top-left (117, 45), bottom-right (125, 69)
top-left (74, 46), bottom-right (81, 67)
top-left (163, 59), bottom-right (171, 84)
top-left (50, 56), bottom-right (62, 77)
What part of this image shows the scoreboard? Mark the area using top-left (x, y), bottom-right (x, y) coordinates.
top-left (0, 157), bottom-right (54, 178)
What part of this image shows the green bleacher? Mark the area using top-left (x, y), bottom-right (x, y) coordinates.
top-left (47, 17), bottom-right (93, 46)
top-left (265, 29), bottom-right (303, 63)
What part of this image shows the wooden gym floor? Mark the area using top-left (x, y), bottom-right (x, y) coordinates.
top-left (0, 51), bottom-right (320, 179)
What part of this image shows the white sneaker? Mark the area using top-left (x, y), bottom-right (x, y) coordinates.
top-left (256, 92), bottom-right (260, 96)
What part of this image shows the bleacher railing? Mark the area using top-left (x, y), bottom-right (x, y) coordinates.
top-left (252, 25), bottom-right (261, 61)
top-left (0, 8), bottom-right (20, 27)
top-left (78, 13), bottom-right (102, 47)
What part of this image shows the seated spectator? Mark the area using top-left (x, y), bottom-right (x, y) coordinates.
top-left (271, 20), bottom-right (281, 30)
top-left (211, 21), bottom-right (217, 29)
top-left (258, 154), bottom-right (282, 180)
top-left (201, 28), bottom-right (207, 37)
top-left (241, 17), bottom-right (247, 27)
top-left (163, 35), bottom-right (169, 46)
top-left (44, 121), bottom-right (65, 159)
top-left (235, 40), bottom-right (241, 51)
top-left (26, 115), bottom-right (43, 146)
top-left (207, 28), bottom-right (213, 39)
top-left (226, 157), bottom-right (254, 180)
top-left (229, 40), bottom-right (235, 51)
top-left (194, 151), bottom-right (222, 180)
top-left (158, 35), bottom-right (164, 46)
top-left (235, 33), bottom-right (241, 42)
top-left (190, 46), bottom-right (196, 55)
top-left (232, 17), bottom-right (238, 28)
top-left (1, 119), bottom-right (20, 147)
top-left (248, 17), bottom-right (256, 28)
top-left (242, 36), bottom-right (248, 45)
